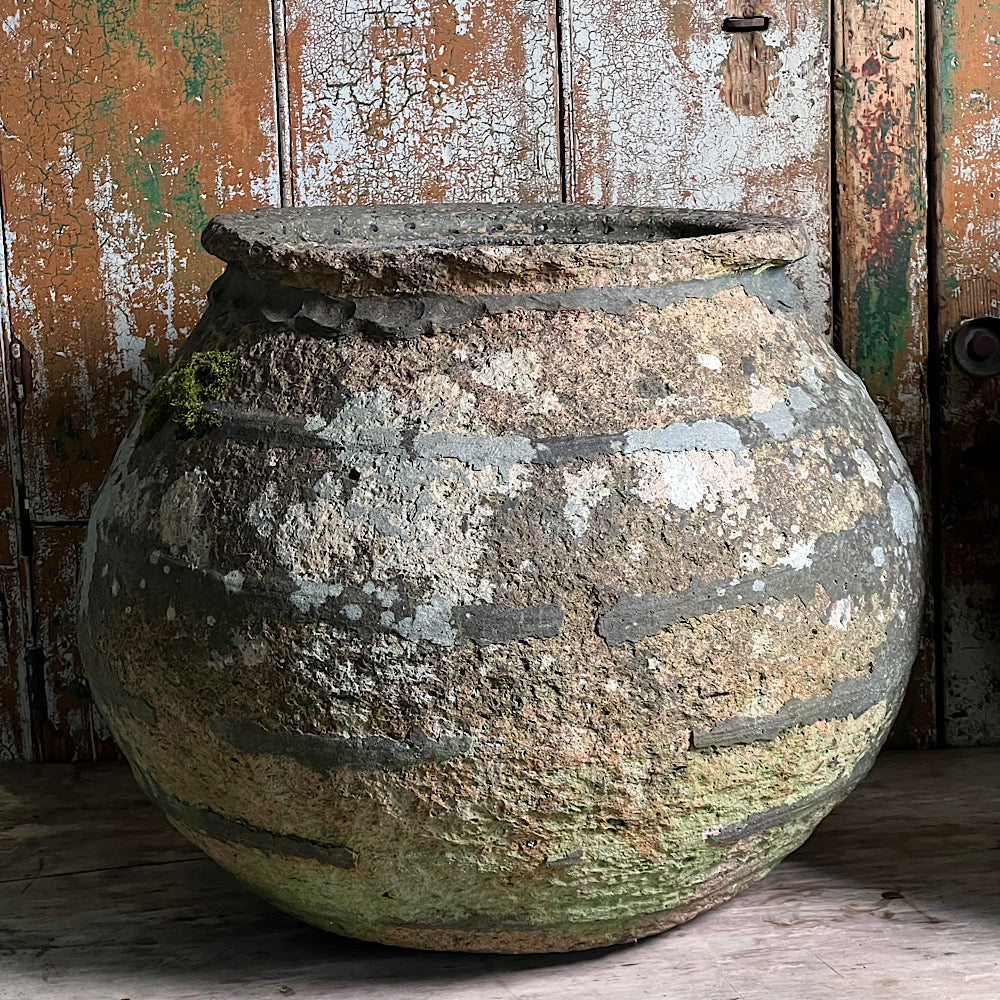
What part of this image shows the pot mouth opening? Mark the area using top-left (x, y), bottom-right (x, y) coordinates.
top-left (206, 203), bottom-right (796, 252)
top-left (202, 203), bottom-right (808, 298)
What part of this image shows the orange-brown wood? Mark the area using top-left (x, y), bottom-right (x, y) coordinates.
top-left (0, 1), bottom-right (281, 759)
top-left (282, 0), bottom-right (561, 205)
top-left (833, 0), bottom-right (934, 747)
top-left (562, 1), bottom-right (831, 330)
top-left (932, 0), bottom-right (1000, 746)
top-left (0, 0), bottom-right (281, 523)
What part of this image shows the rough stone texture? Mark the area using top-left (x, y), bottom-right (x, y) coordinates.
top-left (77, 204), bottom-right (924, 953)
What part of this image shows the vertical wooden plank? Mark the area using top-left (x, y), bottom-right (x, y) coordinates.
top-left (563, 1), bottom-right (831, 332)
top-left (0, 567), bottom-right (30, 761)
top-left (833, 1), bottom-right (934, 746)
top-left (0, 1), bottom-right (282, 760)
top-left (31, 526), bottom-right (120, 762)
top-left (933, 0), bottom-right (1000, 746)
top-left (282, 0), bottom-right (561, 205)
top-left (0, 143), bottom-right (31, 761)
top-left (0, 0), bottom-right (282, 524)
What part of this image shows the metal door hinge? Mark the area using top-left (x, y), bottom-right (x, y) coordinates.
top-left (9, 339), bottom-right (31, 398)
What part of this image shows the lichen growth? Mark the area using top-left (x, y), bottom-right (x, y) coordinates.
top-left (140, 351), bottom-right (236, 441)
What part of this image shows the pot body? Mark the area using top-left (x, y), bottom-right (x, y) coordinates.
top-left (78, 205), bottom-right (923, 953)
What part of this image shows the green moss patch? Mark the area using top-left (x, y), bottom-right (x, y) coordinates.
top-left (140, 350), bottom-right (237, 441)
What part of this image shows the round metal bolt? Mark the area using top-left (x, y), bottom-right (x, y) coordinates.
top-left (967, 329), bottom-right (997, 362)
top-left (952, 317), bottom-right (1000, 377)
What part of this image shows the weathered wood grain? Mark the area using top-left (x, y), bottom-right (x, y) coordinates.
top-left (932, 0), bottom-right (1000, 746)
top-left (0, 157), bottom-right (30, 762)
top-left (0, 567), bottom-right (29, 762)
top-left (0, 0), bottom-right (282, 524)
top-left (1, 750), bottom-right (996, 999)
top-left (563, 0), bottom-right (831, 331)
top-left (833, 0), bottom-right (934, 746)
top-left (30, 526), bottom-right (117, 763)
top-left (0, 1), bottom-right (282, 759)
top-left (282, 0), bottom-right (561, 205)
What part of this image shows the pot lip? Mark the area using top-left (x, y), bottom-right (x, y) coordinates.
top-left (202, 203), bottom-right (809, 298)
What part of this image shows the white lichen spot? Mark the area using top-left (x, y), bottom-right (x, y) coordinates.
top-left (231, 632), bottom-right (270, 668)
top-left (158, 469), bottom-right (212, 567)
top-left (470, 348), bottom-right (541, 397)
top-left (289, 577), bottom-right (343, 613)
top-left (111, 578), bottom-right (120, 597)
top-left (777, 539), bottom-right (817, 570)
top-left (825, 597), bottom-right (853, 631)
top-left (887, 482), bottom-right (918, 546)
top-left (393, 594), bottom-right (458, 646)
top-left (562, 465), bottom-right (612, 537)
top-left (631, 449), bottom-right (756, 512)
top-left (375, 585), bottom-right (398, 608)
top-left (750, 631), bottom-right (771, 658)
top-left (697, 353), bottom-right (723, 372)
top-left (752, 579), bottom-right (766, 592)
top-left (872, 546), bottom-right (886, 567)
top-left (854, 449), bottom-right (882, 487)
top-left (342, 604), bottom-right (362, 621)
top-left (222, 570), bottom-right (245, 595)
top-left (165, 603), bottom-right (176, 621)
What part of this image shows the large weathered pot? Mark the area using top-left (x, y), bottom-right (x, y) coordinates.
top-left (78, 204), bottom-right (924, 953)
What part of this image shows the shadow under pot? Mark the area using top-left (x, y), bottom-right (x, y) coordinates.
top-left (78, 203), bottom-right (924, 954)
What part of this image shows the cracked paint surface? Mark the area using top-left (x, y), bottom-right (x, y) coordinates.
top-left (284, 0), bottom-right (560, 204)
top-left (78, 206), bottom-right (924, 951)
top-left (0, 0), bottom-right (281, 760)
top-left (564, 1), bottom-right (830, 331)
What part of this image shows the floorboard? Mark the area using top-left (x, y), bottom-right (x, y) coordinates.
top-left (0, 750), bottom-right (996, 1000)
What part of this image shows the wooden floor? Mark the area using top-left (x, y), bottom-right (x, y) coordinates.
top-left (1, 751), bottom-right (997, 1000)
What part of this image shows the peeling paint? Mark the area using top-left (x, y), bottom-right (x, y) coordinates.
top-left (566, 1), bottom-right (830, 329)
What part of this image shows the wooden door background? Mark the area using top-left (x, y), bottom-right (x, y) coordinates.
top-left (0, 0), bottom-right (993, 761)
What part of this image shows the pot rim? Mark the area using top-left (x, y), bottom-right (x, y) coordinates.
top-left (202, 203), bottom-right (809, 299)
